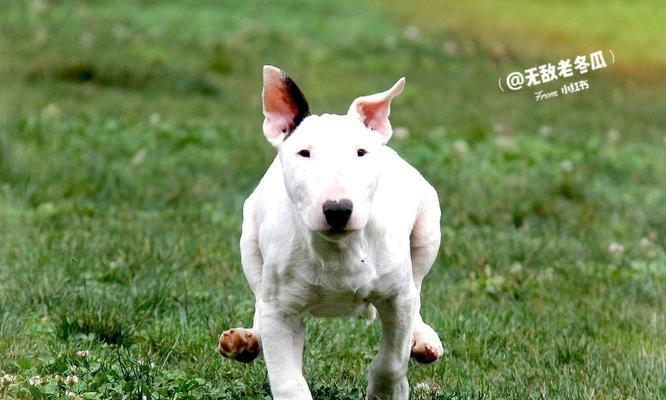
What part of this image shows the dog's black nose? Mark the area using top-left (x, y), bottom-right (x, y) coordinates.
top-left (322, 199), bottom-right (353, 232)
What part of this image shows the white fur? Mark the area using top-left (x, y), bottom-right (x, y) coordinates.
top-left (237, 66), bottom-right (442, 400)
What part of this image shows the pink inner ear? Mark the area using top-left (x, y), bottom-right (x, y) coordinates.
top-left (348, 77), bottom-right (404, 143)
top-left (264, 90), bottom-right (297, 122)
top-left (264, 112), bottom-right (294, 140)
top-left (360, 102), bottom-right (391, 134)
top-left (261, 66), bottom-right (310, 146)
top-left (263, 83), bottom-right (298, 142)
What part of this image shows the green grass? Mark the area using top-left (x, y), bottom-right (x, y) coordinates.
top-left (380, 0), bottom-right (666, 79)
top-left (0, 1), bottom-right (665, 399)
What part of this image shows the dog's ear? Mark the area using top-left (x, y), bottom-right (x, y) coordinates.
top-left (262, 65), bottom-right (310, 147)
top-left (347, 78), bottom-right (405, 144)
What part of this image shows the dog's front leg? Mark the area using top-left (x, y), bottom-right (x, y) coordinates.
top-left (367, 292), bottom-right (417, 400)
top-left (258, 301), bottom-right (311, 400)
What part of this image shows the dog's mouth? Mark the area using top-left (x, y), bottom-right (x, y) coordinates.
top-left (318, 228), bottom-right (355, 241)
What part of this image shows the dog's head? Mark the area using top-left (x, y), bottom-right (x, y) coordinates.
top-left (261, 65), bottom-right (404, 239)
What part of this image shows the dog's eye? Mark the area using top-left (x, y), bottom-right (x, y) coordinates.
top-left (298, 149), bottom-right (310, 158)
top-left (357, 149), bottom-right (367, 157)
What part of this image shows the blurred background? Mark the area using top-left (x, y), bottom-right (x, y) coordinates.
top-left (0, 1), bottom-right (664, 399)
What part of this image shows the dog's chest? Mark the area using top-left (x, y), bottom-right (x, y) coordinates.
top-left (305, 258), bottom-right (378, 317)
top-left (259, 216), bottom-right (415, 316)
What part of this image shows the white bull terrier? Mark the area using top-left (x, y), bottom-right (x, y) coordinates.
top-left (219, 66), bottom-right (443, 400)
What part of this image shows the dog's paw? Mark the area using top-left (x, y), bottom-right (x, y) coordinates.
top-left (411, 328), bottom-right (444, 364)
top-left (218, 327), bottom-right (262, 363)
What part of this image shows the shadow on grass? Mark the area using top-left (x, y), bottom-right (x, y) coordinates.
top-left (56, 309), bottom-right (134, 346)
top-left (26, 60), bottom-right (219, 96)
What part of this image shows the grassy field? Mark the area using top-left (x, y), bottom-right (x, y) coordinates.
top-left (380, 0), bottom-right (666, 80)
top-left (0, 1), bottom-right (665, 399)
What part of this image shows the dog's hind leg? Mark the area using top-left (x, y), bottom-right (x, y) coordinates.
top-left (409, 185), bottom-right (444, 364)
top-left (219, 197), bottom-right (264, 363)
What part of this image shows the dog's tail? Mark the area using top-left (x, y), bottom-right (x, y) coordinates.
top-left (363, 304), bottom-right (377, 324)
